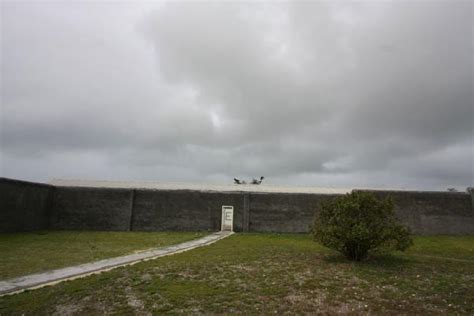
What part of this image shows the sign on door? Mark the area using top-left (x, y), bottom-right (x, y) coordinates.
top-left (221, 206), bottom-right (234, 231)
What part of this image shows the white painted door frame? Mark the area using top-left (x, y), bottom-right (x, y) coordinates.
top-left (221, 205), bottom-right (234, 231)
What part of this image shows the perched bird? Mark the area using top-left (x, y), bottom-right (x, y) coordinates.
top-left (252, 176), bottom-right (265, 185)
top-left (234, 178), bottom-right (247, 184)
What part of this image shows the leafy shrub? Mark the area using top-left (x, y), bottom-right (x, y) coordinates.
top-left (310, 191), bottom-right (413, 261)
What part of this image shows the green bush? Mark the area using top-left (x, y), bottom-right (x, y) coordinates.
top-left (310, 191), bottom-right (413, 261)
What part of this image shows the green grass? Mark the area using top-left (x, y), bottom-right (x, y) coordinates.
top-left (0, 231), bottom-right (208, 279)
top-left (405, 235), bottom-right (474, 260)
top-left (1, 234), bottom-right (473, 315)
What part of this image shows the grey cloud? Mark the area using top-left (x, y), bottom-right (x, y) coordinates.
top-left (1, 1), bottom-right (472, 190)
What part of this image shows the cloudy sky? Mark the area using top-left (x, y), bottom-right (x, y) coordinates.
top-left (1, 0), bottom-right (472, 190)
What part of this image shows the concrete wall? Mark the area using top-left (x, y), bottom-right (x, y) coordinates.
top-left (131, 190), bottom-right (245, 232)
top-left (0, 178), bottom-right (54, 232)
top-left (248, 190), bottom-right (473, 234)
top-left (1, 177), bottom-right (473, 234)
top-left (248, 193), bottom-right (339, 233)
top-left (50, 186), bottom-right (134, 231)
top-left (356, 190), bottom-right (474, 235)
top-left (50, 187), bottom-right (247, 232)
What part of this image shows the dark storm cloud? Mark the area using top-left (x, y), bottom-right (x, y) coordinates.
top-left (1, 1), bottom-right (472, 189)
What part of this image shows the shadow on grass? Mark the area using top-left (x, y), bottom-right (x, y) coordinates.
top-left (322, 252), bottom-right (413, 269)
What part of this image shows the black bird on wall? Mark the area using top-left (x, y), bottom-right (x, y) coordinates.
top-left (234, 177), bottom-right (264, 185)
top-left (251, 176), bottom-right (265, 185)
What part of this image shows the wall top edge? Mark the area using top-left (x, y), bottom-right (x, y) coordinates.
top-left (45, 179), bottom-right (472, 195)
top-left (49, 179), bottom-right (354, 194)
top-left (1, 177), bottom-right (470, 195)
top-left (353, 189), bottom-right (471, 195)
top-left (0, 177), bottom-right (54, 188)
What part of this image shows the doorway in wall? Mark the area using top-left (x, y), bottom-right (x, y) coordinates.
top-left (221, 206), bottom-right (234, 231)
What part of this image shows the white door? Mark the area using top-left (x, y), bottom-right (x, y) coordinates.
top-left (221, 206), bottom-right (234, 231)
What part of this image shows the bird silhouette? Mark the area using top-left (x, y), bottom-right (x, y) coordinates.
top-left (251, 176), bottom-right (265, 185)
top-left (234, 178), bottom-right (247, 184)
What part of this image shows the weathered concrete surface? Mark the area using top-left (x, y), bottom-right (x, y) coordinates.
top-left (50, 179), bottom-right (351, 194)
top-left (50, 186), bottom-right (134, 231)
top-left (0, 178), bottom-right (54, 233)
top-left (131, 189), bottom-right (245, 232)
top-left (248, 193), bottom-right (340, 232)
top-left (1, 177), bottom-right (473, 235)
top-left (357, 190), bottom-right (474, 235)
top-left (0, 231), bottom-right (233, 296)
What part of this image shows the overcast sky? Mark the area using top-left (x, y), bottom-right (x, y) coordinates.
top-left (1, 0), bottom-right (472, 190)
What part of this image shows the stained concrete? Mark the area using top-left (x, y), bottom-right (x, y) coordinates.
top-left (357, 189), bottom-right (474, 235)
top-left (50, 179), bottom-right (352, 194)
top-left (50, 186), bottom-right (134, 231)
top-left (0, 178), bottom-right (54, 232)
top-left (131, 189), bottom-right (245, 232)
top-left (1, 177), bottom-right (473, 235)
top-left (0, 231), bottom-right (233, 296)
top-left (248, 192), bottom-right (340, 232)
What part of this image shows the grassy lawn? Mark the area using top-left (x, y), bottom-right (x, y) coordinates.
top-left (0, 231), bottom-right (208, 280)
top-left (1, 234), bottom-right (473, 315)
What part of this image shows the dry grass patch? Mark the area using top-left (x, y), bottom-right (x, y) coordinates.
top-left (0, 234), bottom-right (473, 315)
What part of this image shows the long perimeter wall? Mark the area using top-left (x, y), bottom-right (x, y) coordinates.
top-left (1, 177), bottom-right (473, 234)
top-left (0, 178), bottom-right (54, 232)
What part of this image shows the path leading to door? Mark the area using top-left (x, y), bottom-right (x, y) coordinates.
top-left (0, 231), bottom-right (233, 296)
